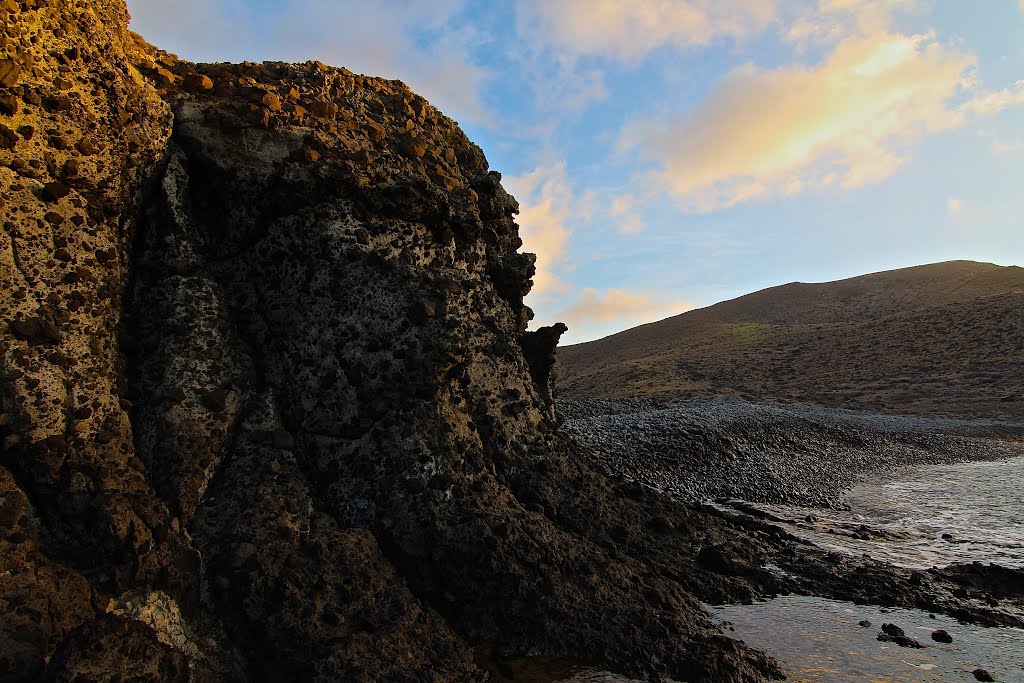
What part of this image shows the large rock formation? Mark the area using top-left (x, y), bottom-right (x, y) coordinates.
top-left (0, 2), bottom-right (795, 681)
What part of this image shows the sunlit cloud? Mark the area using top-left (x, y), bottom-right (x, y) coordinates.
top-left (517, 0), bottom-right (777, 61)
top-left (786, 0), bottom-right (921, 47)
top-left (556, 288), bottom-right (691, 342)
top-left (620, 32), bottom-right (1024, 212)
top-left (503, 162), bottom-right (576, 297)
top-left (947, 197), bottom-right (966, 215)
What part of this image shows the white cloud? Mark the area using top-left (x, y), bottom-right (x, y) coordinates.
top-left (947, 197), bottom-right (966, 215)
top-left (620, 32), bottom-right (1024, 212)
top-left (517, 0), bottom-right (778, 61)
top-left (503, 162), bottom-right (576, 296)
top-left (556, 288), bottom-right (691, 341)
top-left (786, 0), bottom-right (921, 47)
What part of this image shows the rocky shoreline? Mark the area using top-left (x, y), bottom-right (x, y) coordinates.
top-left (3, 3), bottom-right (1022, 681)
top-left (560, 396), bottom-right (1024, 508)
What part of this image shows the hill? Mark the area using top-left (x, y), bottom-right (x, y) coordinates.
top-left (556, 261), bottom-right (1024, 420)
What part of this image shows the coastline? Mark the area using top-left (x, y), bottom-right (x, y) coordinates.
top-left (559, 396), bottom-right (1024, 509)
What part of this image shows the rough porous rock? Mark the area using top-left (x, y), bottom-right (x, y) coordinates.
top-left (6, 3), bottom-right (1024, 682)
top-left (1, 2), bottom-right (788, 681)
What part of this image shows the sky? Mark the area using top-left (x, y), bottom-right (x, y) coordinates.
top-left (125, 0), bottom-right (1024, 344)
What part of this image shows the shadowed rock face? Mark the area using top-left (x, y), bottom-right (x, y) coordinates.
top-left (0, 2), bottom-right (790, 682)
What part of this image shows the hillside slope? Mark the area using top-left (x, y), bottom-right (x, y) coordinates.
top-left (557, 261), bottom-right (1024, 419)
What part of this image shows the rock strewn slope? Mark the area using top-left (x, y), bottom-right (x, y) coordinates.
top-left (557, 262), bottom-right (1024, 420)
top-left (1, 2), bottom-right (787, 681)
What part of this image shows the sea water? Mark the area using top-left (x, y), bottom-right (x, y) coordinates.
top-left (744, 455), bottom-right (1024, 569)
top-left (711, 596), bottom-right (1024, 683)
top-left (513, 456), bottom-right (1024, 682)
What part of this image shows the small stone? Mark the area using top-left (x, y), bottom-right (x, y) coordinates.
top-left (403, 137), bottom-right (428, 157)
top-left (0, 58), bottom-right (22, 87)
top-left (182, 73), bottom-right (214, 93)
top-left (293, 144), bottom-right (319, 162)
top-left (410, 299), bottom-right (437, 324)
top-left (877, 623), bottom-right (923, 648)
top-left (75, 138), bottom-right (98, 156)
top-left (50, 94), bottom-right (73, 111)
top-left (858, 620), bottom-right (871, 627)
top-left (972, 670), bottom-right (994, 682)
top-left (930, 629), bottom-right (952, 643)
top-left (261, 92), bottom-right (282, 111)
top-left (3, 434), bottom-right (21, 450)
top-left (365, 120), bottom-right (386, 140)
top-left (153, 66), bottom-right (175, 86)
top-left (62, 158), bottom-right (81, 178)
top-left (0, 122), bottom-right (16, 149)
top-left (309, 100), bottom-right (337, 118)
top-left (0, 92), bottom-right (18, 115)
top-left (41, 181), bottom-right (71, 202)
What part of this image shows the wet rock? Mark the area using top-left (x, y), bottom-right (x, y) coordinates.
top-left (930, 629), bottom-right (952, 643)
top-left (972, 669), bottom-right (995, 682)
top-left (858, 620), bottom-right (871, 627)
top-left (877, 623), bottom-right (924, 648)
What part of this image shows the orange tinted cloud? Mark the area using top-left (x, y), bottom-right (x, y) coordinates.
top-left (518, 0), bottom-right (777, 61)
top-left (504, 163), bottom-right (574, 296)
top-left (621, 32), bottom-right (1024, 212)
top-left (557, 288), bottom-right (690, 339)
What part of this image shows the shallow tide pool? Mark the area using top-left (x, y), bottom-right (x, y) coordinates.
top-left (710, 595), bottom-right (1024, 683)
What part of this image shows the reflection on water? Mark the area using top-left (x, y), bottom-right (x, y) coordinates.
top-left (744, 456), bottom-right (1024, 569)
top-left (711, 595), bottom-right (1024, 683)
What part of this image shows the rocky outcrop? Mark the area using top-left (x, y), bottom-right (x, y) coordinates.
top-left (0, 2), bottom-right (794, 681)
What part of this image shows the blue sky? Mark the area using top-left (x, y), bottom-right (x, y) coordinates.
top-left (126, 0), bottom-right (1024, 343)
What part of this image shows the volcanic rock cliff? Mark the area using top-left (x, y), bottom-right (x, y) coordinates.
top-left (0, 3), bottom-right (840, 682)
